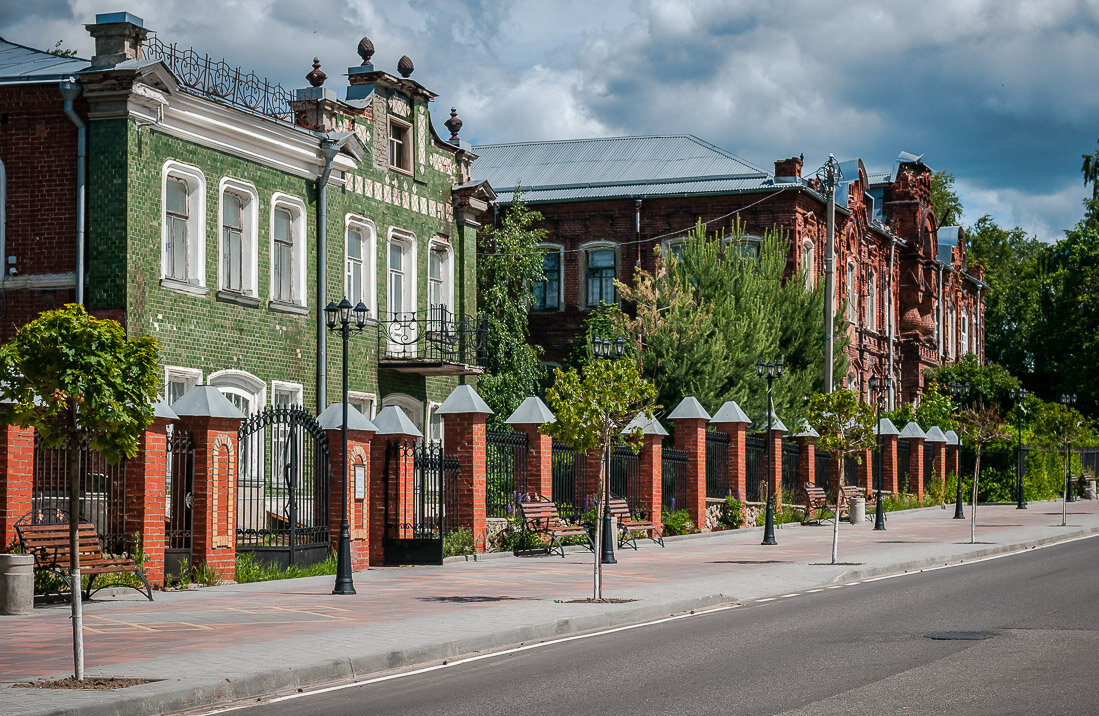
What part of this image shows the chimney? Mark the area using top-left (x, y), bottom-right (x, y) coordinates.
top-left (774, 155), bottom-right (803, 179)
top-left (85, 12), bottom-right (148, 67)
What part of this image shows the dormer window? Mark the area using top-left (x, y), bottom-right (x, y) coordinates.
top-left (389, 118), bottom-right (412, 173)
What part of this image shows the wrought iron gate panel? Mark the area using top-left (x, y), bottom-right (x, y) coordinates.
top-left (844, 454), bottom-right (860, 487)
top-left (745, 435), bottom-right (766, 502)
top-left (661, 445), bottom-right (688, 512)
top-left (551, 439), bottom-right (588, 522)
top-left (31, 432), bottom-right (131, 554)
top-left (897, 441), bottom-right (912, 493)
top-left (236, 406), bottom-right (330, 568)
top-left (814, 450), bottom-right (833, 490)
top-left (165, 428), bottom-right (195, 576)
top-left (923, 442), bottom-right (935, 487)
top-left (610, 445), bottom-right (642, 513)
top-left (781, 441), bottom-right (801, 498)
top-left (383, 440), bottom-right (460, 565)
top-left (486, 429), bottom-right (528, 518)
top-left (705, 431), bottom-right (730, 499)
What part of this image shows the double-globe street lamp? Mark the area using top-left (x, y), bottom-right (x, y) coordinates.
top-left (948, 381), bottom-right (970, 520)
top-left (868, 372), bottom-right (891, 531)
top-left (1061, 393), bottom-right (1078, 504)
top-left (592, 335), bottom-right (627, 565)
top-left (1009, 387), bottom-right (1028, 509)
top-left (756, 359), bottom-right (784, 546)
top-left (324, 298), bottom-right (372, 595)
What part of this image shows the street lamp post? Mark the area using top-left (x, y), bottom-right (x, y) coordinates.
top-left (324, 298), bottom-right (371, 596)
top-left (1010, 387), bottom-right (1028, 509)
top-left (591, 335), bottom-right (627, 566)
top-left (948, 381), bottom-right (969, 520)
top-left (1061, 393), bottom-right (1078, 504)
top-left (869, 373), bottom-right (890, 531)
top-left (756, 359), bottom-right (784, 546)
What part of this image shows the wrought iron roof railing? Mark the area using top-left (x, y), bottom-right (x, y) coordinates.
top-left (379, 306), bottom-right (488, 368)
top-left (144, 33), bottom-right (295, 123)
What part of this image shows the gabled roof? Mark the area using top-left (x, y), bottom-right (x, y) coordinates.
top-left (472, 135), bottom-right (774, 204)
top-left (0, 38), bottom-right (88, 81)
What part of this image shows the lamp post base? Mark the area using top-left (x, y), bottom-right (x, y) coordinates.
top-left (761, 498), bottom-right (777, 545)
top-left (332, 519), bottom-right (356, 595)
top-left (600, 509), bottom-right (617, 565)
top-left (873, 492), bottom-right (886, 530)
top-left (953, 491), bottom-right (965, 520)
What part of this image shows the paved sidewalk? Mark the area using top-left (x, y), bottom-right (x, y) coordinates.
top-left (2, 500), bottom-right (1098, 716)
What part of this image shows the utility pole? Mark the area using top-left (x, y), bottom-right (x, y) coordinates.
top-left (823, 155), bottom-right (837, 393)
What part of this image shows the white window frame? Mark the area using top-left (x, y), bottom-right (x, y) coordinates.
top-left (960, 313), bottom-right (969, 356)
top-left (386, 228), bottom-right (418, 356)
top-left (846, 260), bottom-right (857, 323)
top-left (347, 391), bottom-right (377, 420)
top-left (161, 160), bottom-right (207, 290)
top-left (533, 243), bottom-right (564, 311)
top-left (269, 193), bottom-right (307, 306)
top-left (344, 215), bottom-right (377, 319)
top-left (948, 306), bottom-right (957, 360)
top-left (866, 272), bottom-right (876, 332)
top-left (389, 117), bottom-right (413, 174)
top-left (427, 236), bottom-right (454, 314)
top-left (382, 393), bottom-right (424, 434)
top-left (164, 365), bottom-right (202, 405)
top-left (426, 400), bottom-right (444, 446)
top-left (580, 241), bottom-right (617, 308)
top-left (271, 380), bottom-right (304, 408)
top-left (802, 239), bottom-right (814, 287)
top-left (208, 369), bottom-right (266, 415)
top-left (217, 178), bottom-right (259, 297)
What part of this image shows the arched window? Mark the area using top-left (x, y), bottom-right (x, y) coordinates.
top-left (802, 239), bottom-right (814, 287)
top-left (218, 178), bottom-right (259, 299)
top-left (382, 393), bottom-right (424, 434)
top-left (533, 244), bottom-right (563, 311)
top-left (846, 261), bottom-right (857, 323)
top-left (345, 216), bottom-right (377, 317)
top-left (270, 194), bottom-right (307, 307)
top-left (866, 272), bottom-right (876, 332)
top-left (208, 369), bottom-right (266, 416)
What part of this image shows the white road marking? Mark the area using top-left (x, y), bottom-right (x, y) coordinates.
top-left (756, 597), bottom-right (777, 602)
top-left (780, 593), bottom-right (800, 598)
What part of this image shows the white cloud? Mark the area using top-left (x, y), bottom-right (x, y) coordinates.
top-left (958, 178), bottom-right (1088, 243)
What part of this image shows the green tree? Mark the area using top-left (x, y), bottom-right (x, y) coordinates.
top-left (930, 170), bottom-right (964, 227)
top-left (0, 305), bottom-right (159, 679)
top-left (543, 358), bottom-right (657, 599)
top-left (476, 191), bottom-right (547, 428)
top-left (913, 380), bottom-right (958, 432)
top-left (925, 355), bottom-right (1021, 414)
top-left (955, 404), bottom-right (1010, 543)
top-left (1033, 401), bottom-right (1089, 526)
top-left (803, 389), bottom-right (876, 564)
top-left (1081, 139), bottom-right (1099, 202)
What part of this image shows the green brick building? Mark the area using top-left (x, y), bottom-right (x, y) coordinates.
top-left (13, 12), bottom-right (493, 435)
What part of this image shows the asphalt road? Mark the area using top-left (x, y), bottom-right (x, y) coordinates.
top-left (226, 536), bottom-right (1099, 715)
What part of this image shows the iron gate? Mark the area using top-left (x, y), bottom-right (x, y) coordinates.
top-left (662, 445), bottom-right (688, 512)
top-left (486, 429), bottom-right (528, 518)
top-left (781, 441), bottom-right (801, 498)
top-left (236, 406), bottom-right (330, 568)
top-left (551, 439), bottom-right (588, 522)
top-left (897, 440), bottom-right (912, 492)
top-left (610, 445), bottom-right (642, 513)
top-left (745, 435), bottom-right (766, 501)
top-left (165, 428), bottom-right (195, 578)
top-left (706, 430), bottom-right (730, 499)
top-left (384, 440), bottom-right (461, 565)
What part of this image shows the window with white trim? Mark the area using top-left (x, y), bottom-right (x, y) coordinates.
top-left (960, 313), bottom-right (969, 356)
top-left (218, 179), bottom-right (258, 297)
top-left (270, 195), bottom-right (306, 306)
top-left (427, 402), bottom-right (444, 445)
top-left (386, 230), bottom-right (418, 356)
top-left (533, 245), bottom-right (563, 311)
top-left (802, 239), bottom-right (814, 287)
top-left (382, 393), bottom-right (424, 434)
top-left (428, 238), bottom-right (453, 313)
top-left (164, 366), bottom-right (202, 405)
top-left (389, 118), bottom-right (412, 173)
top-left (209, 369), bottom-right (265, 416)
top-left (272, 380), bottom-right (303, 408)
top-left (585, 246), bottom-right (616, 307)
top-left (348, 391), bottom-right (376, 420)
top-left (345, 217), bottom-right (377, 317)
top-left (161, 161), bottom-right (206, 288)
top-left (948, 306), bottom-right (957, 359)
top-left (866, 272), bottom-right (877, 332)
top-left (846, 261), bottom-right (857, 323)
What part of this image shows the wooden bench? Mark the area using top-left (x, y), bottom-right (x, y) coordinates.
top-left (518, 493), bottom-right (593, 557)
top-left (607, 497), bottom-right (664, 549)
top-left (15, 513), bottom-right (153, 601)
top-left (801, 483), bottom-right (834, 524)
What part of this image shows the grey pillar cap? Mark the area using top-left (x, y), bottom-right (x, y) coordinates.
top-left (752, 411), bottom-right (787, 434)
top-left (876, 418), bottom-right (900, 436)
top-left (436, 385), bottom-right (493, 415)
top-left (151, 397), bottom-right (179, 421)
top-left (944, 429), bottom-right (960, 445)
top-left (668, 396), bottom-right (711, 421)
top-left (898, 421), bottom-right (926, 439)
top-left (623, 412), bottom-right (668, 436)
top-left (317, 402), bottom-right (376, 432)
top-left (172, 385), bottom-right (246, 419)
top-left (506, 396), bottom-right (556, 425)
top-left (372, 405), bottom-right (423, 437)
top-left (924, 425), bottom-right (947, 443)
top-left (710, 401), bottom-right (751, 425)
top-left (791, 419), bottom-right (819, 438)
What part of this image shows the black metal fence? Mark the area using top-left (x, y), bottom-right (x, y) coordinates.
top-left (897, 440), bottom-right (912, 493)
top-left (406, 440), bottom-right (462, 539)
top-left (551, 439), bottom-right (588, 522)
top-left (662, 446), bottom-right (688, 512)
top-left (610, 445), bottom-right (643, 513)
top-left (1080, 447), bottom-right (1099, 477)
top-left (745, 435), bottom-right (766, 501)
top-left (923, 442), bottom-right (936, 488)
top-left (31, 433), bottom-right (132, 554)
top-left (165, 428), bottom-right (195, 576)
top-left (705, 430), bottom-right (730, 499)
top-left (485, 429), bottom-right (529, 518)
top-left (844, 454), bottom-right (860, 487)
top-left (236, 406), bottom-right (330, 568)
top-left (781, 441), bottom-right (801, 498)
top-left (379, 306), bottom-right (488, 366)
top-left (815, 449), bottom-right (832, 490)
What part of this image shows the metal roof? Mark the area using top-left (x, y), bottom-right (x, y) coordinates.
top-left (0, 38), bottom-right (88, 81)
top-left (473, 135), bottom-right (775, 203)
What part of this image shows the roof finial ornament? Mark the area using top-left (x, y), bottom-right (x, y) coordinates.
top-left (444, 107), bottom-right (463, 141)
top-left (397, 54), bottom-right (414, 78)
top-left (306, 57), bottom-right (326, 88)
top-left (357, 37), bottom-right (374, 65)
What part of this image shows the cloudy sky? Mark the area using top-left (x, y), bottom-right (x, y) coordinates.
top-left (5, 0), bottom-right (1097, 241)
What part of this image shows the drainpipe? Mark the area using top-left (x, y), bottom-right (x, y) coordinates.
top-left (937, 264), bottom-right (944, 360)
top-left (887, 238), bottom-right (896, 409)
top-left (316, 138), bottom-right (339, 411)
top-left (59, 82), bottom-right (85, 304)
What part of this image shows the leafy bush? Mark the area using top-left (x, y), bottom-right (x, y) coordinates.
top-left (662, 509), bottom-right (696, 536)
top-left (233, 552), bottom-right (336, 584)
top-left (443, 528), bottom-right (476, 557)
top-left (493, 516), bottom-right (547, 552)
top-left (717, 496), bottom-right (743, 529)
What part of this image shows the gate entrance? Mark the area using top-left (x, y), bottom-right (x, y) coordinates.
top-left (383, 440), bottom-right (460, 565)
top-left (237, 407), bottom-right (330, 568)
top-left (165, 428), bottom-right (195, 579)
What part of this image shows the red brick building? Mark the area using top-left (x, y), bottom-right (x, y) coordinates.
top-left (472, 136), bottom-right (986, 407)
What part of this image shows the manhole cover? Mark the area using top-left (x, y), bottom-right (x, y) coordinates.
top-left (925, 631), bottom-right (992, 641)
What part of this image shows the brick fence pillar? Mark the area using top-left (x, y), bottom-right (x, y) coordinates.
top-left (668, 397), bottom-right (712, 529)
top-left (438, 385), bottom-right (493, 552)
top-left (768, 423), bottom-right (785, 506)
top-left (173, 386), bottom-right (245, 583)
top-left (858, 448), bottom-right (874, 496)
top-left (924, 426), bottom-right (948, 495)
top-left (625, 412), bottom-right (668, 526)
top-left (123, 402), bottom-right (176, 587)
top-left (876, 419), bottom-right (900, 494)
top-left (945, 430), bottom-right (961, 480)
top-left (506, 397), bottom-right (556, 500)
top-left (370, 406), bottom-right (423, 566)
top-left (711, 401), bottom-right (751, 502)
top-left (793, 426), bottom-right (818, 498)
top-left (319, 402), bottom-right (375, 573)
top-left (0, 422), bottom-right (35, 549)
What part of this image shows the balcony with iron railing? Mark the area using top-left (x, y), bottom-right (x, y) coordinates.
top-left (378, 306), bottom-right (488, 376)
